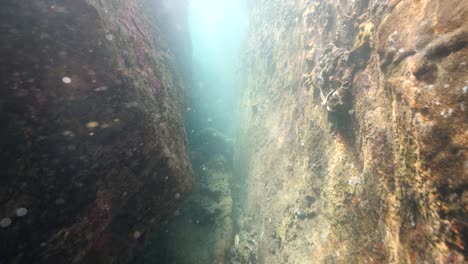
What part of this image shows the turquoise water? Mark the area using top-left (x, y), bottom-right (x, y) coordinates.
top-left (186, 0), bottom-right (248, 137)
top-left (137, 1), bottom-right (248, 263)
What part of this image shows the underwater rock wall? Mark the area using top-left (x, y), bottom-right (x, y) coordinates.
top-left (236, 0), bottom-right (467, 263)
top-left (0, 0), bottom-right (193, 263)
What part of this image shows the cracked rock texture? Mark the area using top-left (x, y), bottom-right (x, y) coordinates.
top-left (236, 0), bottom-right (467, 263)
top-left (0, 0), bottom-right (193, 263)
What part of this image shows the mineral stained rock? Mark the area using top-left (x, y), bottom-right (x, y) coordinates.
top-left (0, 0), bottom-right (193, 263)
top-left (236, 0), bottom-right (467, 263)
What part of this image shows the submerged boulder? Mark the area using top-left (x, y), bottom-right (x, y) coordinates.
top-left (0, 0), bottom-right (193, 263)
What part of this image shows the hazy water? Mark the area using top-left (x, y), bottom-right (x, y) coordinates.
top-left (136, 1), bottom-right (249, 263)
top-left (187, 0), bottom-right (248, 137)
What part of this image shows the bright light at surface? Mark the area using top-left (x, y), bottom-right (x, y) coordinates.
top-left (187, 0), bottom-right (248, 136)
top-left (188, 0), bottom-right (248, 79)
top-left (189, 0), bottom-right (247, 41)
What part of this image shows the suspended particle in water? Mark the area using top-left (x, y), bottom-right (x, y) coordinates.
top-left (16, 207), bottom-right (28, 217)
top-left (0, 218), bottom-right (12, 228)
top-left (175, 193), bottom-right (181, 199)
top-left (207, 118), bottom-right (213, 122)
top-left (62, 77), bottom-right (71, 84)
top-left (94, 86), bottom-right (109, 92)
top-left (133, 231), bottom-right (142, 240)
top-left (86, 121), bottom-right (100, 129)
top-left (105, 34), bottom-right (114, 41)
top-left (63, 130), bottom-right (75, 137)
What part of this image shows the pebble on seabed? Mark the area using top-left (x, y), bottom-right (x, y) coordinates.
top-left (16, 207), bottom-right (28, 217)
top-left (0, 218), bottom-right (12, 228)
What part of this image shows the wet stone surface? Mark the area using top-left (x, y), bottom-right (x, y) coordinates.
top-left (0, 0), bottom-right (193, 263)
